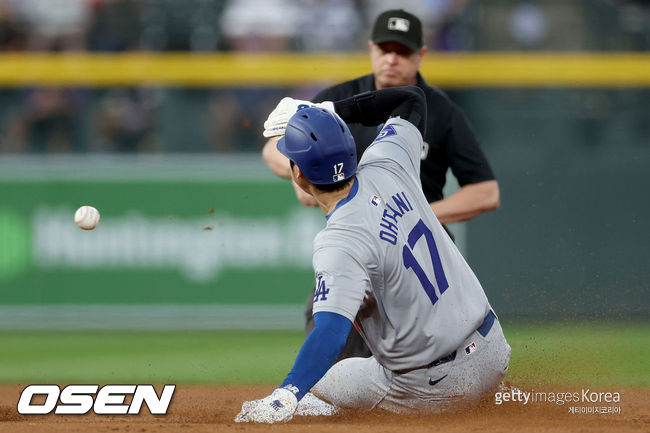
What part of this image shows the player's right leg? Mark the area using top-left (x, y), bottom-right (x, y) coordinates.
top-left (379, 315), bottom-right (511, 413)
top-left (310, 356), bottom-right (392, 410)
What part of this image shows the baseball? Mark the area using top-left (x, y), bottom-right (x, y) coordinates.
top-left (74, 205), bottom-right (101, 230)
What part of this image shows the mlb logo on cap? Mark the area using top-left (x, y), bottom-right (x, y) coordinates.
top-left (388, 17), bottom-right (410, 32)
top-left (333, 173), bottom-right (345, 182)
top-left (371, 9), bottom-right (423, 53)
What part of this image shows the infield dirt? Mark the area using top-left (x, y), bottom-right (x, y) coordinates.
top-left (0, 384), bottom-right (647, 432)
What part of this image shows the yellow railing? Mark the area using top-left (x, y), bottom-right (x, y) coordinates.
top-left (0, 52), bottom-right (648, 87)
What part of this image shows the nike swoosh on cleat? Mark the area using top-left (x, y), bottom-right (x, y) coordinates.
top-left (428, 374), bottom-right (448, 386)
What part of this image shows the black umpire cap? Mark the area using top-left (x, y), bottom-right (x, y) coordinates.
top-left (371, 9), bottom-right (423, 53)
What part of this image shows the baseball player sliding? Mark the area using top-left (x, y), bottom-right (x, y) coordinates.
top-left (235, 87), bottom-right (511, 423)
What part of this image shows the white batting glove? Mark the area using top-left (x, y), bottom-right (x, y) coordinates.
top-left (234, 388), bottom-right (298, 423)
top-left (263, 97), bottom-right (335, 138)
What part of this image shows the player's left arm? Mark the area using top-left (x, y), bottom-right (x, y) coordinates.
top-left (234, 312), bottom-right (350, 423)
top-left (280, 311), bottom-right (351, 397)
top-left (235, 244), bottom-right (366, 423)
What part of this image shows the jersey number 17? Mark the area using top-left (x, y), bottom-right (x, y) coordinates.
top-left (402, 219), bottom-right (449, 305)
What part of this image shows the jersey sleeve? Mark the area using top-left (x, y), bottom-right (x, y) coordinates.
top-left (311, 246), bottom-right (370, 322)
top-left (360, 117), bottom-right (423, 181)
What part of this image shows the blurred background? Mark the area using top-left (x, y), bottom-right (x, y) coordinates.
top-left (0, 0), bottom-right (648, 331)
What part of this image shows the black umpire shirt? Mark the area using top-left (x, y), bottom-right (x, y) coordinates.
top-left (311, 73), bottom-right (495, 204)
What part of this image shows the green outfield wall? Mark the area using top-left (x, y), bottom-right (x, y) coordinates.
top-left (0, 155), bottom-right (323, 328)
top-left (460, 88), bottom-right (649, 319)
top-left (0, 147), bottom-right (647, 329)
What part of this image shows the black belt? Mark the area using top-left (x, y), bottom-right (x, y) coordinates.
top-left (394, 310), bottom-right (496, 375)
top-left (477, 310), bottom-right (496, 338)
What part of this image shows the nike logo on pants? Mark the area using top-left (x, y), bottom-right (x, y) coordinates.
top-left (428, 374), bottom-right (448, 386)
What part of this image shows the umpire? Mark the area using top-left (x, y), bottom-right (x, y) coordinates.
top-left (262, 9), bottom-right (499, 360)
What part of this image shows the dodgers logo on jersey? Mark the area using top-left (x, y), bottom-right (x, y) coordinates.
top-left (375, 125), bottom-right (397, 141)
top-left (314, 275), bottom-right (330, 302)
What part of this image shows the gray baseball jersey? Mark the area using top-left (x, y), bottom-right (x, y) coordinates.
top-left (312, 117), bottom-right (492, 371)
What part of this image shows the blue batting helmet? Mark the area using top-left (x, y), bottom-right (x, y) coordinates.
top-left (277, 107), bottom-right (357, 185)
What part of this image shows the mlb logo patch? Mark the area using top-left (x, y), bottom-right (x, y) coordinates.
top-left (370, 195), bottom-right (382, 206)
top-left (332, 173), bottom-right (345, 182)
top-left (465, 342), bottom-right (477, 355)
top-left (388, 17), bottom-right (410, 32)
top-left (375, 125), bottom-right (397, 141)
top-left (270, 400), bottom-right (285, 411)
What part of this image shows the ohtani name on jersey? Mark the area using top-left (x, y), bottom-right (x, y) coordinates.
top-left (378, 192), bottom-right (414, 245)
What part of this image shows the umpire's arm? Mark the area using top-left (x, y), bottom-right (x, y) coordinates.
top-left (262, 136), bottom-right (291, 178)
top-left (430, 180), bottom-right (500, 224)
